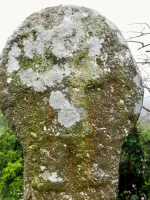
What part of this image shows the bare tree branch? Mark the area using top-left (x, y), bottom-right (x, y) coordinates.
top-left (124, 22), bottom-right (150, 124)
top-left (126, 40), bottom-right (144, 45)
top-left (129, 22), bottom-right (150, 29)
top-left (136, 61), bottom-right (150, 64)
top-left (138, 44), bottom-right (150, 50)
top-left (143, 106), bottom-right (150, 112)
top-left (126, 23), bottom-right (150, 123)
top-left (127, 33), bottom-right (150, 40)
top-left (126, 41), bottom-right (150, 50)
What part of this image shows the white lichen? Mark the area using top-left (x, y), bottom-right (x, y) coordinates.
top-left (18, 65), bottom-right (71, 92)
top-left (134, 98), bottom-right (143, 114)
top-left (40, 166), bottom-right (46, 171)
top-left (87, 37), bottom-right (104, 57)
top-left (49, 91), bottom-right (80, 128)
top-left (43, 65), bottom-right (71, 87)
top-left (40, 148), bottom-right (50, 157)
top-left (57, 22), bottom-right (73, 37)
top-left (23, 40), bottom-right (45, 59)
top-left (55, 132), bottom-right (60, 136)
top-left (115, 49), bottom-right (132, 66)
top-left (6, 43), bottom-right (21, 73)
top-left (7, 78), bottom-right (12, 83)
top-left (52, 37), bottom-right (70, 58)
top-left (92, 167), bottom-right (105, 179)
top-left (36, 27), bottom-right (51, 46)
top-left (18, 68), bottom-right (35, 85)
top-left (8, 43), bottom-right (21, 58)
top-left (23, 40), bottom-right (36, 59)
top-left (133, 74), bottom-right (144, 95)
top-left (133, 74), bottom-right (142, 88)
top-left (58, 106), bottom-right (80, 128)
top-left (7, 57), bottom-right (20, 73)
top-left (80, 192), bottom-right (89, 198)
top-left (124, 128), bottom-right (129, 136)
top-left (125, 50), bottom-right (132, 60)
top-left (30, 132), bottom-right (37, 138)
top-left (18, 68), bottom-right (46, 92)
top-left (93, 163), bottom-right (99, 169)
top-left (23, 28), bottom-right (51, 59)
top-left (73, 11), bottom-right (89, 20)
top-left (49, 91), bottom-right (69, 109)
top-left (119, 100), bottom-right (124, 104)
top-left (60, 193), bottom-right (73, 200)
top-left (41, 171), bottom-right (63, 182)
top-left (99, 144), bottom-right (104, 148)
top-left (22, 14), bottom-right (85, 60)
top-left (111, 179), bottom-right (118, 184)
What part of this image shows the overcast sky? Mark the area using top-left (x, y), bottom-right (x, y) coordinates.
top-left (0, 0), bottom-right (150, 99)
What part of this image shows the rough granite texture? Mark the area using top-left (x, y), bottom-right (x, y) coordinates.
top-left (0, 5), bottom-right (143, 200)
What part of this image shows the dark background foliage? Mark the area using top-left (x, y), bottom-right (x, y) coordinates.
top-left (118, 123), bottom-right (150, 199)
top-left (0, 114), bottom-right (23, 200)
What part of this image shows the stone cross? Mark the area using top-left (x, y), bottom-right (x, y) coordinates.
top-left (0, 5), bottom-right (143, 200)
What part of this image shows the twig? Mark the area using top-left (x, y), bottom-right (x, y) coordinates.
top-left (142, 106), bottom-right (150, 112)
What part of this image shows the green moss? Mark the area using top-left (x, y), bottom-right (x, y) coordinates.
top-left (96, 58), bottom-right (103, 65)
top-left (84, 79), bottom-right (105, 94)
top-left (18, 54), bottom-right (44, 71)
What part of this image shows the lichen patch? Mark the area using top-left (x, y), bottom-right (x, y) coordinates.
top-left (18, 65), bottom-right (71, 92)
top-left (58, 106), bottom-right (80, 128)
top-left (41, 171), bottom-right (63, 183)
top-left (18, 68), bottom-right (47, 92)
top-left (49, 91), bottom-right (80, 128)
top-left (87, 37), bottom-right (104, 57)
top-left (6, 43), bottom-right (21, 73)
top-left (8, 43), bottom-right (21, 58)
top-left (134, 98), bottom-right (143, 114)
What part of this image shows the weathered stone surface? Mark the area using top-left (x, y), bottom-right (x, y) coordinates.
top-left (0, 5), bottom-right (143, 200)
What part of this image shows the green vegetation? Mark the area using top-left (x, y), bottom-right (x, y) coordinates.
top-left (118, 122), bottom-right (150, 200)
top-left (0, 114), bottom-right (23, 200)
